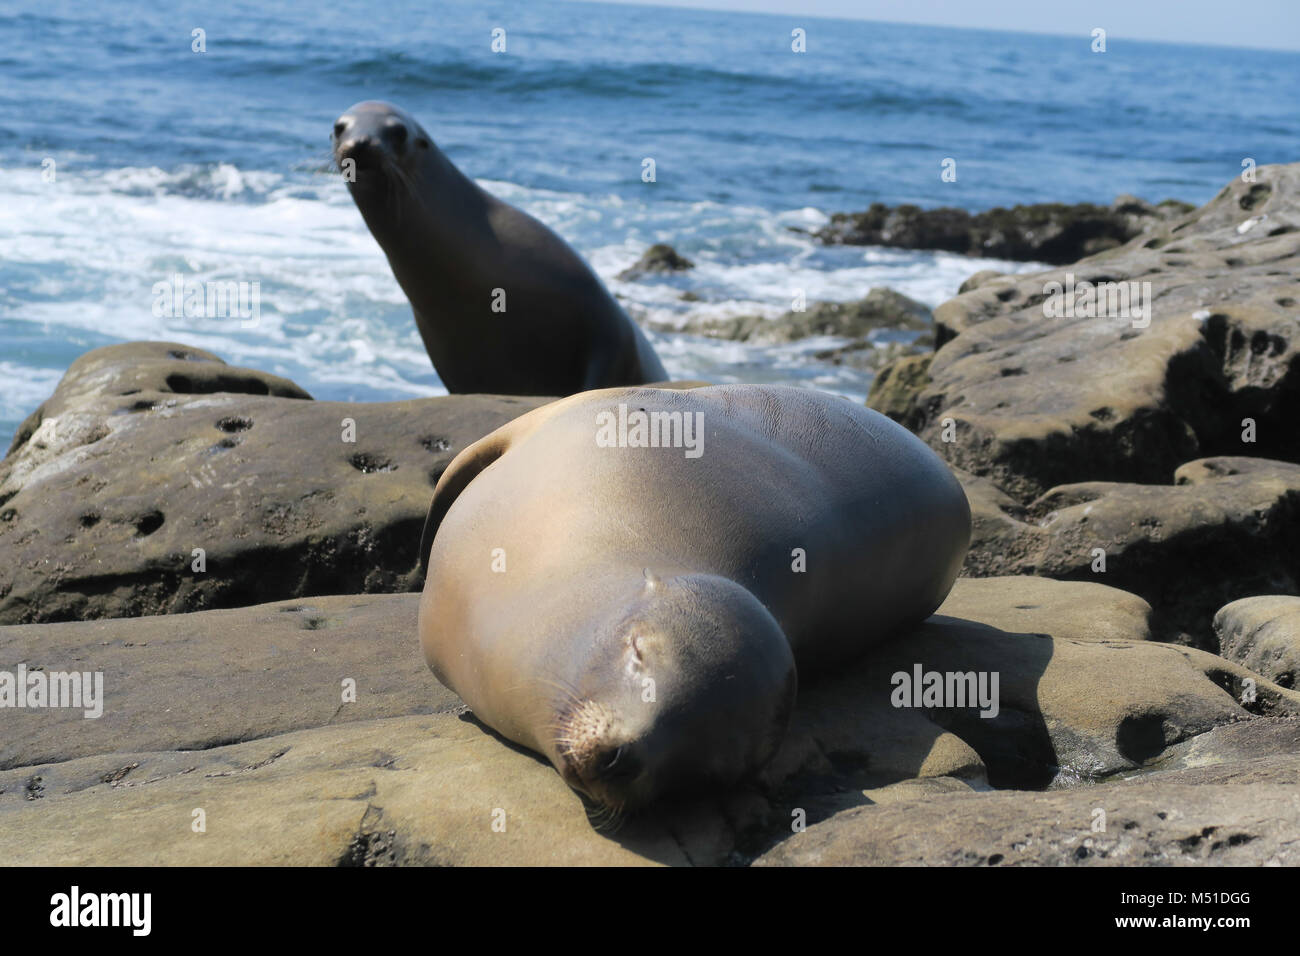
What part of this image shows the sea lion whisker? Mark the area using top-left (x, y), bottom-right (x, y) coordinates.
top-left (525, 677), bottom-right (592, 722)
top-left (526, 673), bottom-right (583, 697)
top-left (588, 801), bottom-right (627, 833)
top-left (499, 676), bottom-right (593, 753)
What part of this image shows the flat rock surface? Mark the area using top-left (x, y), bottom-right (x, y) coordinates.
top-left (0, 593), bottom-right (454, 769)
top-left (4, 576), bottom-right (1297, 865)
top-left (0, 342), bottom-right (550, 624)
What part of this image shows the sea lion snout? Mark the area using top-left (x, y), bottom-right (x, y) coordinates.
top-left (555, 573), bottom-right (798, 810)
top-left (554, 699), bottom-right (646, 800)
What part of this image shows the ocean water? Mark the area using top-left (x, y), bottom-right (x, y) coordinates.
top-left (2, 0), bottom-right (1298, 448)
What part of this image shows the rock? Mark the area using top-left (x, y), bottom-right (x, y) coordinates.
top-left (1146, 715), bottom-right (1300, 772)
top-left (754, 747), bottom-right (1300, 866)
top-left (752, 288), bottom-right (931, 343)
top-left (917, 182), bottom-right (1300, 655)
top-left (866, 353), bottom-right (932, 420)
top-left (957, 269), bottom-right (1005, 294)
top-left (0, 593), bottom-right (451, 769)
top-left (0, 714), bottom-right (685, 866)
top-left (956, 456), bottom-right (1300, 647)
top-left (4, 575), bottom-right (1297, 864)
top-left (617, 243), bottom-right (695, 280)
top-left (901, 163), bottom-right (1300, 501)
top-left (1214, 595), bottom-right (1300, 689)
top-left (854, 609), bottom-right (1299, 790)
top-left (814, 195), bottom-right (1193, 264)
top-left (935, 575), bottom-right (1153, 643)
top-left (814, 338), bottom-right (930, 374)
top-left (0, 591), bottom-right (743, 866)
top-left (4, 342), bottom-right (313, 459)
top-left (0, 342), bottom-right (551, 624)
top-left (949, 467), bottom-right (1036, 572)
top-left (657, 287), bottom-right (932, 344)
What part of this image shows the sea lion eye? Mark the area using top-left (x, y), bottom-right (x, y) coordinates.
top-left (413, 136), bottom-right (431, 150)
top-left (594, 745), bottom-right (640, 782)
top-left (332, 120), bottom-right (347, 139)
top-left (602, 746), bottom-right (624, 771)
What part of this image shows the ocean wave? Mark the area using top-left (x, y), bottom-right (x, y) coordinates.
top-left (96, 163), bottom-right (286, 200)
top-left (0, 156), bottom-right (1042, 451)
top-left (312, 49), bottom-right (975, 115)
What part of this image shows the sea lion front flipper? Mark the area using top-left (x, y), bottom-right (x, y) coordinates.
top-left (418, 391), bottom-right (605, 572)
top-left (419, 432), bottom-right (507, 575)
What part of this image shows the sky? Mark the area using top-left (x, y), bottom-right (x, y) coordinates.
top-left (587, 0), bottom-right (1300, 52)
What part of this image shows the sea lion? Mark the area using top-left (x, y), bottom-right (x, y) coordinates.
top-left (331, 100), bottom-right (668, 395)
top-left (418, 384), bottom-right (971, 810)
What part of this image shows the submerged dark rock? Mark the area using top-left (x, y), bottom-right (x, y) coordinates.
top-left (617, 242), bottom-right (696, 279)
top-left (815, 194), bottom-right (1194, 264)
top-left (655, 287), bottom-right (930, 342)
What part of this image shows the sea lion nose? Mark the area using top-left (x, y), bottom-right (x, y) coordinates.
top-left (333, 116), bottom-right (385, 169)
top-left (336, 133), bottom-right (380, 167)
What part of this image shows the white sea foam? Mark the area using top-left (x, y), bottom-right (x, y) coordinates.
top-left (0, 364), bottom-right (64, 424)
top-left (0, 163), bottom-right (1046, 431)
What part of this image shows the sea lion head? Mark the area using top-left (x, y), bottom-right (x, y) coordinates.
top-left (331, 101), bottom-right (436, 216)
top-left (549, 572), bottom-right (797, 813)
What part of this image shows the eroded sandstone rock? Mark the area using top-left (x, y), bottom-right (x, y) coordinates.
top-left (871, 164), bottom-right (1300, 501)
top-left (0, 342), bottom-right (550, 623)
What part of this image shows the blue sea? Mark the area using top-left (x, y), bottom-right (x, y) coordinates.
top-left (2, 0), bottom-right (1298, 448)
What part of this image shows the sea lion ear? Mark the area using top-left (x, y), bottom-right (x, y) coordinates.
top-left (643, 569), bottom-right (661, 592)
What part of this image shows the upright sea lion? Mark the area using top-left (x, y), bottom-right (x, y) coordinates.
top-left (331, 100), bottom-right (668, 395)
top-left (418, 384), bottom-right (971, 810)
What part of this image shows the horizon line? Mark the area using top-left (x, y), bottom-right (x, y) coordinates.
top-left (574, 0), bottom-right (1300, 55)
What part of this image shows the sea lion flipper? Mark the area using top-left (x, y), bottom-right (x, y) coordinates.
top-left (419, 433), bottom-right (509, 574)
top-left (418, 395), bottom-right (589, 572)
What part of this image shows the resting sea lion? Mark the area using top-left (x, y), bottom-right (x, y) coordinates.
top-left (418, 384), bottom-right (971, 810)
top-left (331, 100), bottom-right (667, 395)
